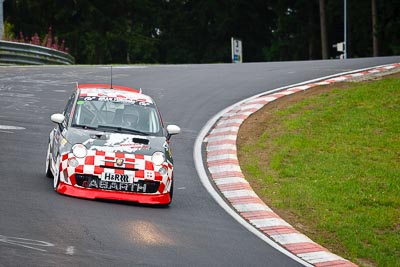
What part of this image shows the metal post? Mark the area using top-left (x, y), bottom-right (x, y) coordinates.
top-left (344, 0), bottom-right (347, 59)
top-left (231, 37), bottom-right (234, 63)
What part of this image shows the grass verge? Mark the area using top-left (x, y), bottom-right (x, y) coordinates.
top-left (237, 74), bottom-right (400, 267)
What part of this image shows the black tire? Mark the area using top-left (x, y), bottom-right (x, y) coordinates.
top-left (45, 143), bottom-right (53, 178)
top-left (53, 156), bottom-right (60, 191)
top-left (169, 178), bottom-right (174, 200)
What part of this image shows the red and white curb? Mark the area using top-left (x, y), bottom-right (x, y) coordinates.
top-left (195, 63), bottom-right (400, 267)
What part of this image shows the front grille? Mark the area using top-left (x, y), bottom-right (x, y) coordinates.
top-left (75, 174), bottom-right (159, 193)
top-left (75, 174), bottom-right (96, 187)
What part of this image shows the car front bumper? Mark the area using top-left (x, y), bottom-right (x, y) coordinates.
top-left (57, 181), bottom-right (171, 204)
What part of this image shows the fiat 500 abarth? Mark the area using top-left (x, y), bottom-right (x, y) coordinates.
top-left (45, 84), bottom-right (180, 205)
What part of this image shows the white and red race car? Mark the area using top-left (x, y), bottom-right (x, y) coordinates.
top-left (45, 84), bottom-right (180, 205)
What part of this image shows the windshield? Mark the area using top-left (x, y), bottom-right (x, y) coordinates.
top-left (71, 96), bottom-right (163, 136)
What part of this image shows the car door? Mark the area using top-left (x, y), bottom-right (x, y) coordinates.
top-left (51, 92), bottom-right (76, 162)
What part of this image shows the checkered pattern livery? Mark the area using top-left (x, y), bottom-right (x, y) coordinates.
top-left (60, 150), bottom-right (173, 194)
top-left (204, 63), bottom-right (400, 267)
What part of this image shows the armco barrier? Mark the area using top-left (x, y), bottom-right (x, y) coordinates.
top-left (0, 40), bottom-right (74, 65)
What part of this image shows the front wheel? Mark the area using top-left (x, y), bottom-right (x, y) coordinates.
top-left (169, 178), bottom-right (174, 200)
top-left (45, 143), bottom-right (53, 178)
top-left (53, 157), bottom-right (60, 191)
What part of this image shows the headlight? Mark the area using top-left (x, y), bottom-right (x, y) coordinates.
top-left (72, 144), bottom-right (87, 158)
top-left (152, 152), bottom-right (165, 166)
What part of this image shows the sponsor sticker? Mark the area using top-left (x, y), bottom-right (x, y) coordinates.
top-left (101, 172), bottom-right (134, 183)
top-left (61, 138), bottom-right (68, 146)
top-left (87, 179), bottom-right (147, 192)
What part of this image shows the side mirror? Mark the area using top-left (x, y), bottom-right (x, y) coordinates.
top-left (51, 113), bottom-right (65, 124)
top-left (166, 125), bottom-right (181, 139)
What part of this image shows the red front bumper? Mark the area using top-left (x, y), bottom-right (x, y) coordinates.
top-left (57, 182), bottom-right (171, 205)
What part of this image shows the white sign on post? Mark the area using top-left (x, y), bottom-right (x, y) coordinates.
top-left (231, 37), bottom-right (242, 63)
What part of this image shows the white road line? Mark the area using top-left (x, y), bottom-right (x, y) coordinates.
top-left (0, 125), bottom-right (25, 130)
top-left (0, 235), bottom-right (54, 252)
top-left (66, 246), bottom-right (75, 255)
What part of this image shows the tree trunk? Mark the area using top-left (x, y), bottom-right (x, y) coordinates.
top-left (308, 0), bottom-right (316, 60)
top-left (346, 1), bottom-right (352, 58)
top-left (371, 0), bottom-right (379, 56)
top-left (0, 0), bottom-right (4, 39)
top-left (319, 0), bottom-right (328, 59)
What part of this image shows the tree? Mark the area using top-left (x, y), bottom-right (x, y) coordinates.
top-left (371, 0), bottom-right (378, 56)
top-left (3, 0), bottom-right (400, 63)
top-left (319, 0), bottom-right (328, 59)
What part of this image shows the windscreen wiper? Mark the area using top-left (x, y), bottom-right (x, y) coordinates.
top-left (72, 124), bottom-right (98, 130)
top-left (96, 125), bottom-right (149, 135)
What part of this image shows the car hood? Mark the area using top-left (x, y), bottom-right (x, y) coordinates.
top-left (65, 127), bottom-right (167, 156)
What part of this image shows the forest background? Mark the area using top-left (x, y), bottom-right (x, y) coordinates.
top-left (3, 0), bottom-right (399, 64)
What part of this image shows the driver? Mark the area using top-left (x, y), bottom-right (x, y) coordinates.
top-left (122, 107), bottom-right (140, 128)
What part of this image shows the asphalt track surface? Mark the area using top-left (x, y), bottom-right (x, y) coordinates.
top-left (1, 57), bottom-right (399, 266)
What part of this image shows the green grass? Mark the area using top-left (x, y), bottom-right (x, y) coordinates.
top-left (238, 77), bottom-right (400, 267)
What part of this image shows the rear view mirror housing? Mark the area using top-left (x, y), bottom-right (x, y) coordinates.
top-left (166, 125), bottom-right (181, 140)
top-left (51, 113), bottom-right (65, 124)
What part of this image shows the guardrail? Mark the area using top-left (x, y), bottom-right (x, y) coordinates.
top-left (0, 40), bottom-right (75, 65)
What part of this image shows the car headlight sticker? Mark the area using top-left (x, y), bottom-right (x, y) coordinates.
top-left (72, 144), bottom-right (87, 158)
top-left (152, 151), bottom-right (165, 166)
top-left (68, 158), bottom-right (79, 167)
top-left (158, 167), bottom-right (167, 176)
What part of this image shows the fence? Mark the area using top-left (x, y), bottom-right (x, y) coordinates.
top-left (0, 40), bottom-right (74, 65)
